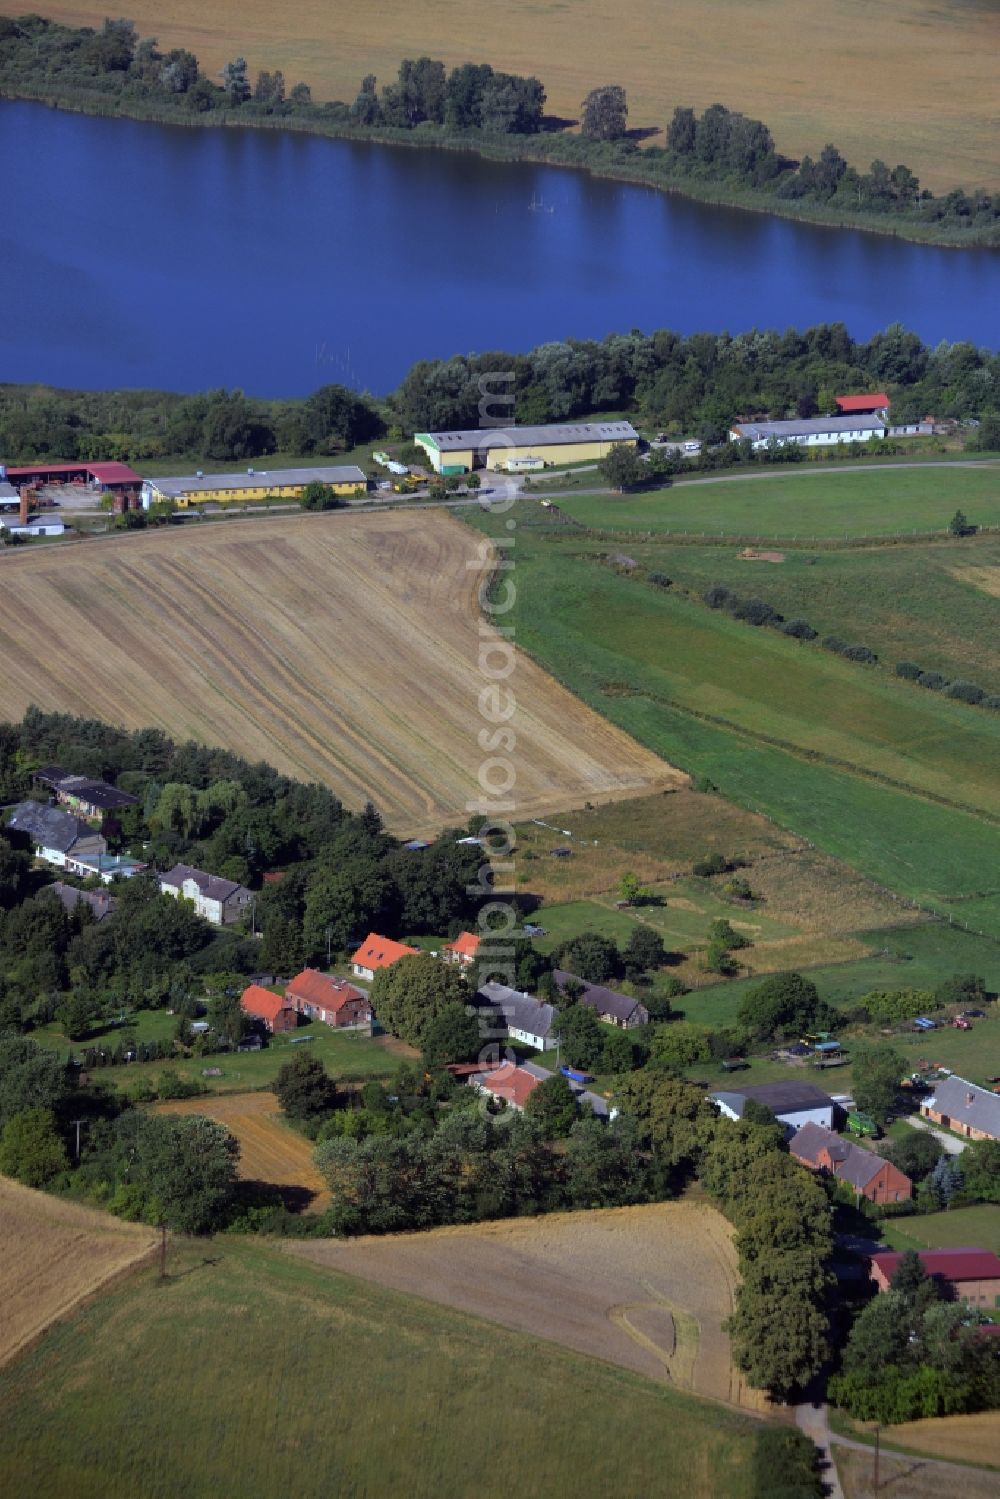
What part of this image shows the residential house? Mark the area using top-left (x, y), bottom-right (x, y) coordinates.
top-left (553, 969), bottom-right (649, 1029)
top-left (476, 981), bottom-right (559, 1052)
top-left (6, 800), bottom-right (107, 872)
top-left (472, 1059), bottom-right (609, 1118)
top-left (442, 931), bottom-right (481, 968)
top-left (350, 932), bottom-right (420, 981)
top-left (790, 1121), bottom-right (911, 1203)
top-left (709, 1080), bottom-right (836, 1132)
top-left (159, 864), bottom-right (253, 927)
top-left (240, 984), bottom-right (298, 1034)
top-left (42, 881), bottom-right (116, 923)
top-left (285, 969), bottom-right (372, 1029)
top-left (921, 1075), bottom-right (1000, 1143)
top-left (33, 766), bottom-right (138, 819)
top-left (869, 1249), bottom-right (1000, 1311)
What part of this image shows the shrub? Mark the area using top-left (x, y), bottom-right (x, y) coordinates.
top-left (840, 644), bottom-right (878, 664)
top-left (704, 939), bottom-right (739, 975)
top-left (648, 572), bottom-right (672, 589)
top-left (943, 680), bottom-right (985, 704)
top-left (895, 661), bottom-right (923, 680)
top-left (693, 852), bottom-right (729, 877)
top-left (917, 671), bottom-right (948, 691)
top-left (733, 598), bottom-right (782, 627)
top-left (984, 695), bottom-right (1000, 711)
top-left (703, 584), bottom-right (738, 610)
top-left (782, 618), bottom-right (817, 640)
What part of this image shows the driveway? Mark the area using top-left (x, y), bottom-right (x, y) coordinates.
top-left (904, 1114), bottom-right (967, 1155)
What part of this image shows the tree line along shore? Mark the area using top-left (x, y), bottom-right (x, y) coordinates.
top-left (1, 15), bottom-right (999, 248)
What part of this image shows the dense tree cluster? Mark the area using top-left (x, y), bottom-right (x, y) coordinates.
top-left (351, 58), bottom-right (545, 135)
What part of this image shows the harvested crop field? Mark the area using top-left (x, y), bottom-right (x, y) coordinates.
top-left (883, 1410), bottom-right (1000, 1469)
top-left (153, 1091), bottom-right (328, 1211)
top-left (37, 0), bottom-right (1000, 190)
top-left (0, 511), bottom-right (678, 834)
top-left (0, 1176), bottom-right (155, 1368)
top-left (288, 1198), bottom-right (767, 1410)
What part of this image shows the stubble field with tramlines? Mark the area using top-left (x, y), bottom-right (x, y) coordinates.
top-left (0, 509), bottom-right (678, 833)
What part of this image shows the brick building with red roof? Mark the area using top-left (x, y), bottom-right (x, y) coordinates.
top-left (835, 392), bottom-right (890, 416)
top-left (240, 983), bottom-right (298, 1033)
top-left (870, 1248), bottom-right (1000, 1309)
top-left (285, 969), bottom-right (371, 1028)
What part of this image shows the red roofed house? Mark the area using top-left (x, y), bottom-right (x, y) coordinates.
top-left (285, 969), bottom-right (372, 1029)
top-left (870, 1248), bottom-right (1000, 1310)
top-left (790, 1121), bottom-right (911, 1204)
top-left (350, 932), bottom-right (420, 981)
top-left (476, 1060), bottom-right (544, 1111)
top-left (835, 393), bottom-right (890, 418)
top-left (442, 931), bottom-right (481, 968)
top-left (240, 984), bottom-right (298, 1033)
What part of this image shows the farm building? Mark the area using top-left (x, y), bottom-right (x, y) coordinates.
top-left (730, 415), bottom-right (888, 450)
top-left (921, 1075), bottom-right (1000, 1143)
top-left (240, 984), bottom-right (298, 1034)
top-left (442, 931), bottom-right (481, 968)
top-left (285, 969), bottom-right (372, 1028)
top-left (472, 1058), bottom-right (609, 1118)
top-left (350, 933), bottom-right (420, 981)
top-left (869, 1248), bottom-right (1000, 1309)
top-left (709, 1080), bottom-right (836, 1132)
top-left (34, 766), bottom-right (138, 818)
top-left (140, 465), bottom-right (368, 509)
top-left (1, 460), bottom-right (142, 493)
top-left (413, 420), bottom-right (639, 474)
top-left (159, 864), bottom-right (253, 927)
top-left (41, 882), bottom-right (116, 923)
top-left (476, 981), bottom-right (559, 1052)
top-left (790, 1122), bottom-right (912, 1203)
top-left (835, 392), bottom-right (890, 417)
top-left (6, 800), bottom-right (107, 872)
top-left (0, 514), bottom-right (67, 538)
top-left (553, 970), bottom-right (649, 1029)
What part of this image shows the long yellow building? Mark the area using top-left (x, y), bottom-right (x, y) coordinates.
top-left (141, 465), bottom-right (369, 509)
top-left (414, 421), bottom-right (639, 474)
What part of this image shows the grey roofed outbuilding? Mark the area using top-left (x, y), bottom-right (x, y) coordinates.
top-left (925, 1074), bottom-right (1000, 1140)
top-left (418, 420), bottom-right (639, 453)
top-left (42, 881), bottom-right (116, 922)
top-left (145, 466), bottom-right (367, 499)
top-left (35, 769), bottom-right (138, 811)
top-left (709, 1080), bottom-right (835, 1118)
top-left (553, 969), bottom-right (649, 1027)
top-left (476, 981), bottom-right (558, 1041)
top-left (6, 800), bottom-right (94, 853)
top-left (732, 415), bottom-right (886, 440)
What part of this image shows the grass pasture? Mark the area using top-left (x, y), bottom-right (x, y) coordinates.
top-left (34, 0), bottom-right (1000, 191)
top-left (878, 1205), bottom-right (1000, 1256)
top-left (0, 1232), bottom-right (767, 1499)
top-left (0, 509), bottom-right (677, 835)
top-left (153, 1091), bottom-right (329, 1211)
top-left (0, 1176), bottom-right (155, 1368)
top-left (555, 463), bottom-right (1000, 541)
top-left (465, 505), bottom-right (1000, 931)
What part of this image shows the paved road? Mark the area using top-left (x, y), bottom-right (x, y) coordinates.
top-left (904, 1114), bottom-right (967, 1155)
top-left (794, 1398), bottom-right (846, 1499)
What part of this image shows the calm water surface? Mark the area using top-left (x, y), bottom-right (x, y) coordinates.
top-left (3, 101), bottom-right (999, 395)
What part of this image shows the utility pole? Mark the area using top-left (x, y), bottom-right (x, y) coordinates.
top-left (326, 927), bottom-right (333, 968)
top-left (873, 1424), bottom-right (880, 1495)
top-left (71, 1118), bottom-right (85, 1162)
top-left (159, 1222), bottom-right (168, 1281)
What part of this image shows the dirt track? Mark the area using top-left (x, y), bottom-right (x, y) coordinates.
top-left (0, 510), bottom-right (679, 834)
top-left (287, 1199), bottom-right (768, 1410)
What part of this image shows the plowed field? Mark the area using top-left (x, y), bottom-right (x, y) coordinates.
top-left (154, 1091), bottom-right (328, 1210)
top-left (0, 510), bottom-right (677, 833)
top-left (288, 1198), bottom-right (768, 1410)
top-left (0, 1176), bottom-right (156, 1367)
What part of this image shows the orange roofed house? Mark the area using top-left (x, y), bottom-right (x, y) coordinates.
top-left (442, 931), bottom-right (481, 968)
top-left (350, 932), bottom-right (420, 981)
top-left (285, 969), bottom-right (372, 1029)
top-left (240, 984), bottom-right (298, 1033)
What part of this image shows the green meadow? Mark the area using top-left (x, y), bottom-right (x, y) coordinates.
top-left (467, 502), bottom-right (1000, 932)
top-left (0, 1238), bottom-right (762, 1499)
top-left (554, 462), bottom-right (1000, 539)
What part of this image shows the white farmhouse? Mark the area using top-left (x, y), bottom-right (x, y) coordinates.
top-left (159, 863), bottom-right (253, 927)
top-left (476, 981), bottom-right (559, 1052)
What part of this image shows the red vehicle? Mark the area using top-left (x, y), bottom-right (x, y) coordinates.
top-left (952, 1017), bottom-right (971, 1030)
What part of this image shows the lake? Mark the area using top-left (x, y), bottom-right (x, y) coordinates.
top-left (3, 100), bottom-right (999, 396)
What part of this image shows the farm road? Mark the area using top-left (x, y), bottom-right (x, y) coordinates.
top-left (904, 1115), bottom-right (967, 1155)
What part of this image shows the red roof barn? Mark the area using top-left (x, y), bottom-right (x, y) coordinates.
top-left (240, 983), bottom-right (298, 1033)
top-left (835, 393), bottom-right (890, 416)
top-left (870, 1247), bottom-right (1000, 1305)
top-left (285, 969), bottom-right (371, 1028)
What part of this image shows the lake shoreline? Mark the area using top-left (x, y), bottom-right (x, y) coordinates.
top-left (3, 83), bottom-right (997, 252)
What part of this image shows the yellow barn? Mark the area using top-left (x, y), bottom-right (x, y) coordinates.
top-left (414, 421), bottom-right (639, 474)
top-left (141, 465), bottom-right (369, 509)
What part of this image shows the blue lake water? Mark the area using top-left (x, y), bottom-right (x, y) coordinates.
top-left (3, 100), bottom-right (999, 395)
